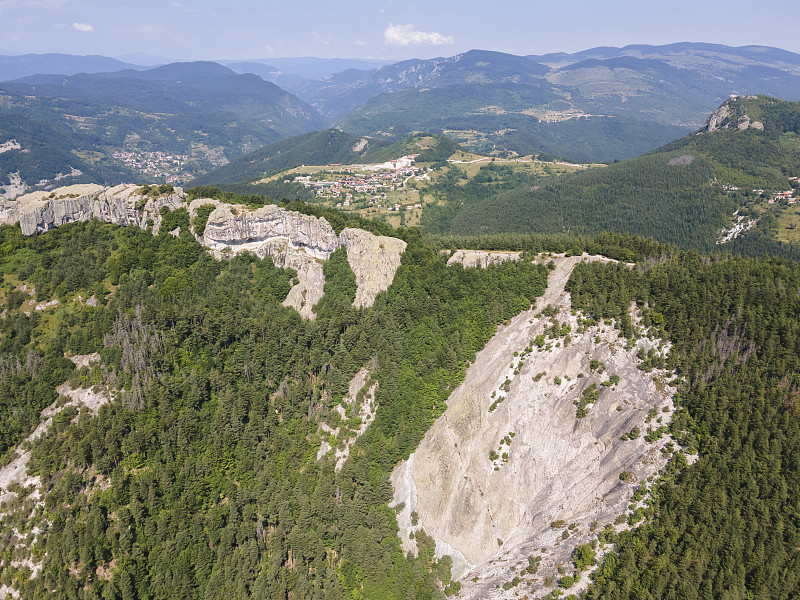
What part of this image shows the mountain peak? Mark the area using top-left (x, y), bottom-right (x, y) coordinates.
top-left (705, 95), bottom-right (765, 132)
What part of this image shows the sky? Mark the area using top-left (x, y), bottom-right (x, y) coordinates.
top-left (1, 0), bottom-right (799, 63)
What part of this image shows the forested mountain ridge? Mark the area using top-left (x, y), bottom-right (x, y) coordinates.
top-left (421, 95), bottom-right (800, 258)
top-left (289, 49), bottom-right (552, 123)
top-left (0, 182), bottom-right (408, 319)
top-left (288, 44), bottom-right (800, 129)
top-left (302, 43), bottom-right (800, 161)
top-left (0, 62), bottom-right (324, 196)
top-left (0, 216), bottom-right (797, 599)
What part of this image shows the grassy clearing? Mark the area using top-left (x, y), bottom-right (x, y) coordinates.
top-left (776, 204), bottom-right (800, 243)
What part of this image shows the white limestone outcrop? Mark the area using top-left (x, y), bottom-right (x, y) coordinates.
top-left (339, 228), bottom-right (407, 308)
top-left (446, 250), bottom-right (522, 269)
top-left (0, 184), bottom-right (183, 235)
top-left (0, 184), bottom-right (407, 319)
top-left (391, 254), bottom-right (679, 598)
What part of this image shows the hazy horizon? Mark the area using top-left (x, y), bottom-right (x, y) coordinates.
top-left (1, 0), bottom-right (799, 63)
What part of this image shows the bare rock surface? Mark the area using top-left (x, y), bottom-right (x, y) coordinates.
top-left (391, 254), bottom-right (678, 598)
top-left (202, 203), bottom-right (339, 260)
top-left (67, 353), bottom-right (101, 368)
top-left (339, 228), bottom-right (407, 308)
top-left (447, 250), bottom-right (522, 269)
top-left (0, 384), bottom-right (112, 597)
top-left (0, 184), bottom-right (407, 318)
top-left (317, 365), bottom-right (378, 470)
top-left (0, 183), bottom-right (184, 235)
top-left (705, 95), bottom-right (762, 132)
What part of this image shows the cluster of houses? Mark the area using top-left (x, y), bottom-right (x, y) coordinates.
top-left (387, 203), bottom-right (423, 212)
top-left (113, 151), bottom-right (188, 184)
top-left (294, 155), bottom-right (422, 210)
top-left (768, 189), bottom-right (796, 204)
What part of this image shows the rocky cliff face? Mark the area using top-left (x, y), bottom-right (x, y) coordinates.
top-left (339, 228), bottom-right (407, 308)
top-left (0, 184), bottom-right (406, 318)
top-left (391, 255), bottom-right (680, 598)
top-left (0, 183), bottom-right (184, 235)
top-left (446, 250), bottom-right (522, 269)
top-left (705, 95), bottom-right (763, 132)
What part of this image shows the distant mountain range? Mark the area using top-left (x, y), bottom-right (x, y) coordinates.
top-left (3, 43), bottom-right (800, 195)
top-left (0, 53), bottom-right (142, 81)
top-left (280, 44), bottom-right (800, 161)
top-left (0, 62), bottom-right (323, 195)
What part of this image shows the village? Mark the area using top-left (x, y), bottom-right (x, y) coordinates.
top-left (292, 154), bottom-right (429, 213)
top-left (112, 150), bottom-right (188, 184)
top-left (768, 176), bottom-right (800, 204)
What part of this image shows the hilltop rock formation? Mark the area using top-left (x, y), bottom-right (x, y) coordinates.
top-left (0, 183), bottom-right (183, 235)
top-left (391, 255), bottom-right (679, 598)
top-left (339, 228), bottom-right (407, 308)
top-left (201, 203), bottom-right (340, 260)
top-left (705, 95), bottom-right (763, 132)
top-left (446, 250), bottom-right (521, 269)
top-left (0, 184), bottom-right (407, 318)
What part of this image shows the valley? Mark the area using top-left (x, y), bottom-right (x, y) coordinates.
top-left (256, 148), bottom-right (587, 228)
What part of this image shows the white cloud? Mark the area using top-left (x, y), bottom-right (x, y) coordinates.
top-left (73, 22), bottom-right (94, 33)
top-left (384, 23), bottom-right (453, 47)
top-left (311, 31), bottom-right (331, 46)
top-left (354, 40), bottom-right (368, 47)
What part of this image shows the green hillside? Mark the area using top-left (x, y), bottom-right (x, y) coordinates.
top-left (0, 62), bottom-right (324, 191)
top-left (191, 131), bottom-right (459, 191)
top-left (337, 86), bottom-right (690, 163)
top-left (337, 82), bottom-right (560, 135)
top-left (0, 219), bottom-right (798, 599)
top-left (190, 129), bottom-right (388, 187)
top-left (422, 96), bottom-right (800, 254)
top-left (0, 108), bottom-right (137, 191)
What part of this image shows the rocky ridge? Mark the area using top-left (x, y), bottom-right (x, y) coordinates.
top-left (447, 250), bottom-right (522, 269)
top-left (705, 95), bottom-right (764, 132)
top-left (0, 183), bottom-right (184, 236)
top-left (391, 254), bottom-right (681, 599)
top-left (0, 184), bottom-right (406, 318)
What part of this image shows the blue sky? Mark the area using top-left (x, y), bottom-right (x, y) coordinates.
top-left (1, 0), bottom-right (799, 61)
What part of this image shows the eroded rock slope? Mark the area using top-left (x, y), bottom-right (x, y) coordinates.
top-left (392, 255), bottom-right (678, 598)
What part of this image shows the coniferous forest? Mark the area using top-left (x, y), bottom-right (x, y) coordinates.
top-left (0, 217), bottom-right (548, 599)
top-left (0, 208), bottom-right (797, 599)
